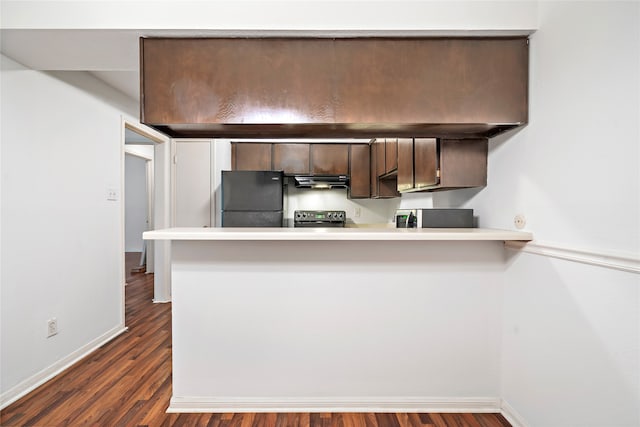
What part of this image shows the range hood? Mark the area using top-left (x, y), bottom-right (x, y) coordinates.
top-left (294, 175), bottom-right (349, 189)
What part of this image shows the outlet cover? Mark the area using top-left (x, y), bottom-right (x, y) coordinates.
top-left (106, 187), bottom-right (119, 201)
top-left (47, 318), bottom-right (58, 338)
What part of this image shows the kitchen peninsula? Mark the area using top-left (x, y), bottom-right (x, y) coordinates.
top-left (140, 35), bottom-right (533, 414)
top-left (144, 227), bottom-right (532, 413)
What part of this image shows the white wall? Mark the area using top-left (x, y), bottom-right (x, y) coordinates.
top-left (125, 153), bottom-right (148, 252)
top-left (501, 253), bottom-right (638, 427)
top-left (434, 2), bottom-right (640, 426)
top-left (0, 54), bottom-right (137, 406)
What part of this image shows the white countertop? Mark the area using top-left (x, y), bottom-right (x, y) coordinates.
top-left (143, 227), bottom-right (533, 242)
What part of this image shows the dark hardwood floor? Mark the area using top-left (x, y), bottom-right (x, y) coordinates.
top-left (0, 272), bottom-right (512, 427)
top-left (126, 251), bottom-right (145, 281)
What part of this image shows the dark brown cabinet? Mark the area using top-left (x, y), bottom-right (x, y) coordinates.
top-left (232, 142), bottom-right (357, 178)
top-left (311, 144), bottom-right (349, 175)
top-left (370, 139), bottom-right (399, 199)
top-left (375, 139), bottom-right (386, 179)
top-left (141, 37), bottom-right (528, 139)
top-left (437, 139), bottom-right (488, 189)
top-left (413, 138), bottom-right (439, 190)
top-left (384, 138), bottom-right (398, 174)
top-left (348, 144), bottom-right (370, 199)
top-left (372, 137), bottom-right (398, 176)
top-left (231, 143), bottom-right (272, 170)
top-left (397, 138), bottom-right (415, 192)
top-left (397, 138), bottom-right (487, 192)
top-left (273, 144), bottom-right (310, 175)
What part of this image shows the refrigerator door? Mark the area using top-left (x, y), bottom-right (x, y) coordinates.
top-left (222, 170), bottom-right (283, 211)
top-left (222, 211), bottom-right (284, 227)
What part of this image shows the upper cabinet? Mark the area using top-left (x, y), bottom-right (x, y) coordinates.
top-left (231, 142), bottom-right (372, 199)
top-left (384, 138), bottom-right (398, 175)
top-left (370, 139), bottom-right (400, 199)
top-left (310, 144), bottom-right (349, 175)
top-left (397, 138), bottom-right (488, 192)
top-left (397, 138), bottom-right (417, 192)
top-left (231, 143), bottom-right (272, 171)
top-left (348, 144), bottom-right (370, 199)
top-left (273, 144), bottom-right (310, 175)
top-left (140, 37), bottom-right (528, 139)
top-left (230, 139), bottom-right (485, 196)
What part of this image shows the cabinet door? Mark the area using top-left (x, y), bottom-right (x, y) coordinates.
top-left (439, 138), bottom-right (488, 188)
top-left (311, 144), bottom-right (349, 175)
top-left (273, 143), bottom-right (310, 175)
top-left (371, 139), bottom-right (399, 198)
top-left (385, 138), bottom-right (398, 173)
top-left (397, 138), bottom-right (414, 192)
top-left (232, 143), bottom-right (272, 170)
top-left (414, 138), bottom-right (439, 189)
top-left (370, 143), bottom-right (379, 198)
top-left (375, 139), bottom-right (386, 177)
top-left (175, 141), bottom-right (211, 227)
top-left (348, 144), bottom-right (370, 199)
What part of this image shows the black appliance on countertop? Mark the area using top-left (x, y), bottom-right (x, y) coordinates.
top-left (294, 210), bottom-right (346, 227)
top-left (221, 170), bottom-right (284, 227)
top-left (395, 208), bottom-right (474, 228)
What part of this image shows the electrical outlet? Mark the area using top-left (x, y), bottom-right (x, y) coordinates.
top-left (106, 187), bottom-right (119, 201)
top-left (47, 318), bottom-right (58, 338)
top-left (514, 214), bottom-right (526, 229)
top-left (354, 207), bottom-right (361, 218)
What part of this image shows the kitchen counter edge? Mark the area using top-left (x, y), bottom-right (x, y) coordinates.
top-left (143, 227), bottom-right (533, 242)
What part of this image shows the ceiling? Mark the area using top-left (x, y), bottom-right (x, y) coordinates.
top-left (0, 0), bottom-right (537, 106)
top-left (2, 29), bottom-right (154, 102)
top-left (0, 1), bottom-right (537, 106)
top-left (1, 27), bottom-right (533, 106)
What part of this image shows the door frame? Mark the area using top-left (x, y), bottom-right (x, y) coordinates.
top-left (120, 117), bottom-right (172, 311)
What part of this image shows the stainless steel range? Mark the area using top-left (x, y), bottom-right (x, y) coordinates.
top-left (294, 210), bottom-right (346, 227)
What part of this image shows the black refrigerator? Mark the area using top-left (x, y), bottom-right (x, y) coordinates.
top-left (221, 170), bottom-right (284, 227)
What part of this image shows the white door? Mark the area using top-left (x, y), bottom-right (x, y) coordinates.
top-left (174, 141), bottom-right (212, 227)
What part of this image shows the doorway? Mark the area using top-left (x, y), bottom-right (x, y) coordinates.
top-left (121, 119), bottom-right (171, 312)
top-left (124, 144), bottom-right (153, 281)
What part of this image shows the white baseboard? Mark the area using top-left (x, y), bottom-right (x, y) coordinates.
top-left (501, 399), bottom-right (528, 427)
top-left (167, 396), bottom-right (502, 413)
top-left (0, 324), bottom-right (128, 410)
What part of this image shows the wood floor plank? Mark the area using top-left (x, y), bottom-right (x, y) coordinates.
top-left (429, 414), bottom-right (449, 427)
top-left (207, 412), bottom-right (223, 427)
top-left (0, 273), bottom-right (512, 427)
top-left (363, 412), bottom-right (378, 427)
top-left (472, 413), bottom-right (510, 427)
top-left (461, 413), bottom-right (483, 427)
top-left (375, 413), bottom-right (401, 427)
top-left (440, 413), bottom-right (474, 427)
top-left (407, 413), bottom-right (428, 427)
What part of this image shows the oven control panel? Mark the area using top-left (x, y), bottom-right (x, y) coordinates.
top-left (294, 210), bottom-right (346, 227)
